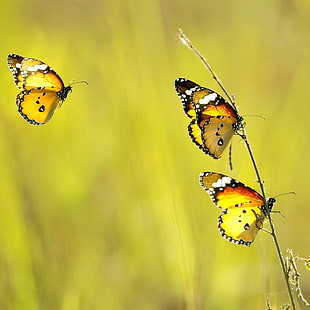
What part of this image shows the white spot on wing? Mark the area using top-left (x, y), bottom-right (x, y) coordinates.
top-left (27, 64), bottom-right (48, 71)
top-left (212, 176), bottom-right (232, 188)
top-left (199, 92), bottom-right (217, 104)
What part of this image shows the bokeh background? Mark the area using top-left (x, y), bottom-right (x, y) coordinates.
top-left (0, 0), bottom-right (309, 309)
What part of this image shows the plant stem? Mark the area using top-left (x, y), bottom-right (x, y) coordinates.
top-left (177, 28), bottom-right (297, 309)
top-left (242, 131), bottom-right (296, 310)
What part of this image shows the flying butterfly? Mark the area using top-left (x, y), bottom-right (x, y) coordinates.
top-left (175, 78), bottom-right (243, 159)
top-left (7, 53), bottom-right (86, 125)
top-left (199, 172), bottom-right (275, 246)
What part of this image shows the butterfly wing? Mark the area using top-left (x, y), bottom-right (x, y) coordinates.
top-left (7, 54), bottom-right (24, 89)
top-left (16, 88), bottom-right (61, 125)
top-left (7, 54), bottom-right (65, 91)
top-left (193, 89), bottom-right (240, 159)
top-left (199, 172), bottom-right (266, 246)
top-left (175, 78), bottom-right (207, 152)
top-left (194, 93), bottom-right (238, 120)
top-left (188, 119), bottom-right (204, 150)
top-left (218, 203), bottom-right (265, 246)
top-left (175, 78), bottom-right (200, 119)
top-left (200, 116), bottom-right (237, 159)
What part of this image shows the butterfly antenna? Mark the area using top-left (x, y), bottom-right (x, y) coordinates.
top-left (70, 79), bottom-right (88, 86)
top-left (270, 210), bottom-right (286, 219)
top-left (274, 191), bottom-right (296, 198)
top-left (243, 114), bottom-right (266, 120)
top-left (269, 192), bottom-right (296, 218)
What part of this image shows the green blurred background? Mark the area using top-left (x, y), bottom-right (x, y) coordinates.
top-left (0, 0), bottom-right (309, 309)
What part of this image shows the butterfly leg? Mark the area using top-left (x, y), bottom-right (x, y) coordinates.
top-left (251, 209), bottom-right (272, 235)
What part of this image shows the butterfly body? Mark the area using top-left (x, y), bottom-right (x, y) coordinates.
top-left (199, 172), bottom-right (275, 246)
top-left (8, 53), bottom-right (72, 125)
top-left (175, 78), bottom-right (243, 159)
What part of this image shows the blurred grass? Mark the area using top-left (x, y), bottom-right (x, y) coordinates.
top-left (0, 0), bottom-right (309, 309)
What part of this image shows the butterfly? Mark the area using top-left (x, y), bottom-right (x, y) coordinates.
top-left (199, 172), bottom-right (275, 246)
top-left (8, 53), bottom-right (75, 125)
top-left (175, 78), bottom-right (243, 159)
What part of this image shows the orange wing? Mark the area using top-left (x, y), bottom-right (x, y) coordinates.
top-left (193, 92), bottom-right (238, 122)
top-left (200, 116), bottom-right (237, 159)
top-left (192, 88), bottom-right (241, 159)
top-left (218, 203), bottom-right (265, 245)
top-left (201, 172), bottom-right (264, 208)
top-left (17, 88), bottom-right (61, 125)
top-left (8, 54), bottom-right (65, 91)
top-left (199, 172), bottom-right (275, 246)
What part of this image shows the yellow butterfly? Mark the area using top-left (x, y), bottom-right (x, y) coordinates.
top-left (199, 172), bottom-right (275, 246)
top-left (7, 54), bottom-right (85, 125)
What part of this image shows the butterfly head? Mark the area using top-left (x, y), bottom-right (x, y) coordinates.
top-left (69, 79), bottom-right (88, 87)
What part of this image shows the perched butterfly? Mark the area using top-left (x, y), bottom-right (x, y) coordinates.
top-left (175, 78), bottom-right (243, 159)
top-left (7, 53), bottom-right (81, 125)
top-left (199, 172), bottom-right (275, 246)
